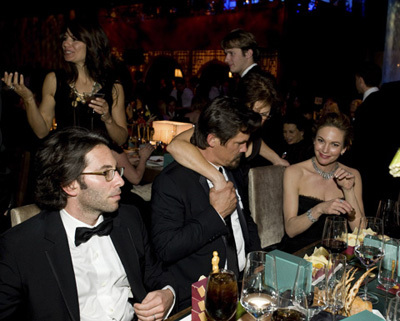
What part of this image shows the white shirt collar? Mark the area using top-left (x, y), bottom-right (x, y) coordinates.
top-left (363, 87), bottom-right (379, 101)
top-left (241, 63), bottom-right (258, 77)
top-left (60, 209), bottom-right (104, 247)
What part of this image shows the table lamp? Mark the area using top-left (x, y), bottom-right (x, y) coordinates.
top-left (152, 120), bottom-right (193, 145)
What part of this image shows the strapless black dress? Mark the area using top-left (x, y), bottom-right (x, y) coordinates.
top-left (279, 195), bottom-right (333, 253)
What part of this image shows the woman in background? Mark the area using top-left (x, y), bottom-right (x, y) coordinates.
top-left (166, 72), bottom-right (289, 192)
top-left (281, 112), bottom-right (313, 165)
top-left (2, 19), bottom-right (127, 145)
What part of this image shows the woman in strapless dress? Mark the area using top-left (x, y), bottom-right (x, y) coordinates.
top-left (280, 112), bottom-right (365, 253)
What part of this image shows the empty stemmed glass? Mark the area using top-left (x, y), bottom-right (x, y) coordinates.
top-left (376, 199), bottom-right (400, 239)
top-left (292, 261), bottom-right (328, 320)
top-left (387, 292), bottom-right (400, 321)
top-left (205, 269), bottom-right (238, 321)
top-left (272, 292), bottom-right (307, 321)
top-left (354, 216), bottom-right (385, 304)
top-left (240, 251), bottom-right (278, 321)
top-left (378, 238), bottom-right (399, 316)
top-left (325, 253), bottom-right (347, 321)
top-left (321, 216), bottom-right (348, 254)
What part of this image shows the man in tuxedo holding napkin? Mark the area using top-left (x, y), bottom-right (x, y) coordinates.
top-left (151, 96), bottom-right (262, 310)
top-left (0, 127), bottom-right (175, 321)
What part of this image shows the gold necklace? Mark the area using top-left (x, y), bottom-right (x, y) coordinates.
top-left (70, 82), bottom-right (101, 107)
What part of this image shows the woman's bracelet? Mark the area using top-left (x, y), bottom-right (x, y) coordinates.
top-left (306, 208), bottom-right (317, 223)
top-left (101, 114), bottom-right (113, 124)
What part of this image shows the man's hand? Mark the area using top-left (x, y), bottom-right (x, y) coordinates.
top-left (134, 289), bottom-right (174, 321)
top-left (210, 181), bottom-right (237, 218)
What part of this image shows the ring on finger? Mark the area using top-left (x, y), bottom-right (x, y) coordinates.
top-left (153, 314), bottom-right (156, 321)
top-left (9, 85), bottom-right (15, 90)
top-left (339, 199), bottom-right (343, 203)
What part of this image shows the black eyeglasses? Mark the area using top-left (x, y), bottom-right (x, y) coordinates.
top-left (259, 112), bottom-right (272, 120)
top-left (81, 167), bottom-right (125, 182)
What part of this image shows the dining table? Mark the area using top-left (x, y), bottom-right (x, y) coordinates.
top-left (165, 241), bottom-right (393, 321)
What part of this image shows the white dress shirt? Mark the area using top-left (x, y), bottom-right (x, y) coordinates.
top-left (60, 210), bottom-right (134, 321)
top-left (363, 86), bottom-right (379, 101)
top-left (241, 63), bottom-right (258, 77)
top-left (206, 165), bottom-right (246, 272)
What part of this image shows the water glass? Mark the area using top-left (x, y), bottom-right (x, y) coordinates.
top-left (240, 251), bottom-right (278, 320)
top-left (379, 238), bottom-right (399, 316)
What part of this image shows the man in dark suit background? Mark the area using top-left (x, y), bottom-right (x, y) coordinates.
top-left (221, 29), bottom-right (288, 167)
top-left (221, 28), bottom-right (275, 87)
top-left (351, 62), bottom-right (400, 216)
top-left (0, 127), bottom-right (175, 321)
top-left (150, 97), bottom-right (262, 310)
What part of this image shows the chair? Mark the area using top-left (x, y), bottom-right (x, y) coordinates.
top-left (10, 204), bottom-right (40, 227)
top-left (248, 165), bottom-right (286, 250)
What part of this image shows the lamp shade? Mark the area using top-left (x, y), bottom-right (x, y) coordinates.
top-left (152, 120), bottom-right (193, 144)
top-left (174, 69), bottom-right (183, 78)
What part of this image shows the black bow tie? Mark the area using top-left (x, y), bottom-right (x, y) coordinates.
top-left (74, 218), bottom-right (114, 246)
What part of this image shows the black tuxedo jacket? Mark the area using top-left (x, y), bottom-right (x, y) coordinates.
top-left (0, 204), bottom-right (172, 321)
top-left (151, 162), bottom-right (261, 310)
top-left (237, 64), bottom-right (277, 94)
top-left (351, 87), bottom-right (400, 214)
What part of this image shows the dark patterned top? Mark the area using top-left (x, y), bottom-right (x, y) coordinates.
top-left (53, 70), bottom-right (114, 139)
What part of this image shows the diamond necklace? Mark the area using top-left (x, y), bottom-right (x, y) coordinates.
top-left (311, 157), bottom-right (338, 180)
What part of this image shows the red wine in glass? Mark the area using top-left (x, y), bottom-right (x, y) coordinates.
top-left (205, 269), bottom-right (238, 321)
top-left (321, 239), bottom-right (348, 254)
top-left (321, 216), bottom-right (348, 254)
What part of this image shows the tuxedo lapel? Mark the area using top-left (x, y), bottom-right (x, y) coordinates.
top-left (199, 175), bottom-right (210, 195)
top-left (111, 215), bottom-right (147, 302)
top-left (43, 212), bottom-right (80, 321)
top-left (224, 169), bottom-right (250, 243)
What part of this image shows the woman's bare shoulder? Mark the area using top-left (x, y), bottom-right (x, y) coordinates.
top-left (285, 159), bottom-right (310, 177)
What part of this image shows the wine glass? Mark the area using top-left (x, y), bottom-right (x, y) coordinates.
top-left (83, 92), bottom-right (106, 130)
top-left (240, 251), bottom-right (278, 320)
top-left (205, 269), bottom-right (238, 321)
top-left (272, 292), bottom-right (306, 321)
top-left (378, 238), bottom-right (399, 316)
top-left (377, 199), bottom-right (400, 239)
top-left (292, 261), bottom-right (327, 320)
top-left (387, 292), bottom-right (400, 321)
top-left (325, 253), bottom-right (347, 321)
top-left (321, 216), bottom-right (348, 254)
top-left (83, 91), bottom-right (105, 106)
top-left (354, 216), bottom-right (385, 304)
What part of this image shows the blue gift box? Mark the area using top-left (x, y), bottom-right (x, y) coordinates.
top-left (266, 250), bottom-right (313, 293)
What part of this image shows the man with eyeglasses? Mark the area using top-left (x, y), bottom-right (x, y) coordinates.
top-left (0, 127), bottom-right (175, 321)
